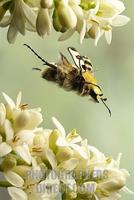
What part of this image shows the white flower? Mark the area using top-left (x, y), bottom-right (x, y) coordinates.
top-left (6, 158), bottom-right (60, 200)
top-left (2, 92), bottom-right (43, 131)
top-left (0, 140), bottom-right (12, 157)
top-left (8, 187), bottom-right (28, 200)
top-left (31, 128), bottom-right (51, 157)
top-left (87, 0), bottom-right (130, 45)
top-left (0, 92), bottom-right (132, 200)
top-left (0, 92), bottom-right (43, 164)
top-left (0, 119), bottom-right (32, 164)
top-left (36, 8), bottom-right (52, 37)
top-left (5, 171), bottom-right (24, 187)
top-left (52, 117), bottom-right (88, 159)
top-left (74, 150), bottom-right (133, 200)
top-left (59, 0), bottom-right (130, 45)
top-left (0, 0), bottom-right (37, 43)
top-left (58, 0), bottom-right (86, 43)
top-left (0, 0), bottom-right (130, 44)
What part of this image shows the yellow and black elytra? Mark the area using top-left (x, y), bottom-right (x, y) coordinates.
top-left (24, 44), bottom-right (111, 116)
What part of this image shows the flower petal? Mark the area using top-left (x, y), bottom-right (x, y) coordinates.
top-left (21, 0), bottom-right (36, 28)
top-left (45, 148), bottom-right (57, 169)
top-left (0, 103), bottom-right (6, 126)
top-left (25, 20), bottom-right (36, 31)
top-left (99, 192), bottom-right (121, 200)
top-left (115, 153), bottom-right (122, 168)
top-left (58, 28), bottom-right (75, 41)
top-left (16, 92), bottom-right (22, 108)
top-left (14, 144), bottom-right (31, 164)
top-left (5, 171), bottom-right (24, 187)
top-left (7, 19), bottom-right (18, 43)
top-left (70, 136), bottom-right (82, 144)
top-left (31, 157), bottom-right (41, 171)
top-left (42, 171), bottom-right (59, 185)
top-left (105, 29), bottom-right (112, 44)
top-left (79, 19), bottom-right (86, 44)
top-left (8, 187), bottom-right (28, 200)
top-left (4, 119), bottom-right (14, 141)
top-left (17, 130), bottom-right (35, 146)
top-left (56, 136), bottom-right (69, 146)
top-left (52, 117), bottom-right (66, 138)
top-left (0, 15), bottom-right (11, 27)
top-left (71, 143), bottom-right (88, 159)
top-left (36, 8), bottom-right (52, 37)
top-left (111, 15), bottom-right (130, 27)
top-left (58, 158), bottom-right (78, 171)
top-left (2, 92), bottom-right (15, 109)
top-left (61, 174), bottom-right (77, 191)
top-left (13, 0), bottom-right (25, 35)
top-left (94, 27), bottom-right (102, 46)
top-left (83, 181), bottom-right (97, 194)
top-left (109, 0), bottom-right (125, 14)
top-left (24, 109), bottom-right (43, 129)
top-left (38, 172), bottom-right (60, 198)
top-left (88, 145), bottom-right (105, 162)
top-left (0, 142), bottom-right (12, 157)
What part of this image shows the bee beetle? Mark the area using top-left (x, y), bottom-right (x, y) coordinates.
top-left (24, 44), bottom-right (111, 116)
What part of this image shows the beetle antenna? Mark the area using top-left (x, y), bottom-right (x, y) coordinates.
top-left (85, 81), bottom-right (102, 91)
top-left (32, 67), bottom-right (41, 71)
top-left (101, 98), bottom-right (111, 117)
top-left (24, 44), bottom-right (56, 69)
top-left (24, 44), bottom-right (47, 64)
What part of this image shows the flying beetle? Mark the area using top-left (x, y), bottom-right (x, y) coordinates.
top-left (24, 44), bottom-right (111, 116)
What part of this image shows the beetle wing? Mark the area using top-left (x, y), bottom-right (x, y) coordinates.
top-left (59, 52), bottom-right (71, 66)
top-left (57, 51), bottom-right (77, 74)
top-left (68, 47), bottom-right (84, 69)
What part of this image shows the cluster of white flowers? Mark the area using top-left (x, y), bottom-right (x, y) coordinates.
top-left (0, 92), bottom-right (133, 200)
top-left (0, 0), bottom-right (130, 44)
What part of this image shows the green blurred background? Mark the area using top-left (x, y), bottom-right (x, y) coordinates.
top-left (0, 0), bottom-right (134, 199)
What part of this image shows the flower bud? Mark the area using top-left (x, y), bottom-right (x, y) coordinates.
top-left (57, 2), bottom-right (77, 29)
top-left (41, 0), bottom-right (53, 8)
top-left (61, 27), bottom-right (68, 33)
top-left (71, 4), bottom-right (84, 33)
top-left (98, 169), bottom-right (129, 195)
top-left (5, 104), bottom-right (13, 121)
top-left (12, 165), bottom-right (31, 179)
top-left (14, 111), bottom-right (30, 130)
top-left (87, 24), bottom-right (97, 39)
top-left (39, 162), bottom-right (47, 172)
top-left (33, 134), bottom-right (45, 147)
top-left (1, 154), bottom-right (17, 171)
top-left (49, 130), bottom-right (60, 152)
top-left (56, 147), bottom-right (74, 162)
top-left (53, 9), bottom-right (62, 32)
top-left (36, 8), bottom-right (52, 37)
top-left (71, 4), bottom-right (83, 19)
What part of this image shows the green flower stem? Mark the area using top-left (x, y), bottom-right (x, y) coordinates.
top-left (0, 181), bottom-right (12, 187)
top-left (0, 165), bottom-right (3, 171)
top-left (80, 2), bottom-right (96, 10)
